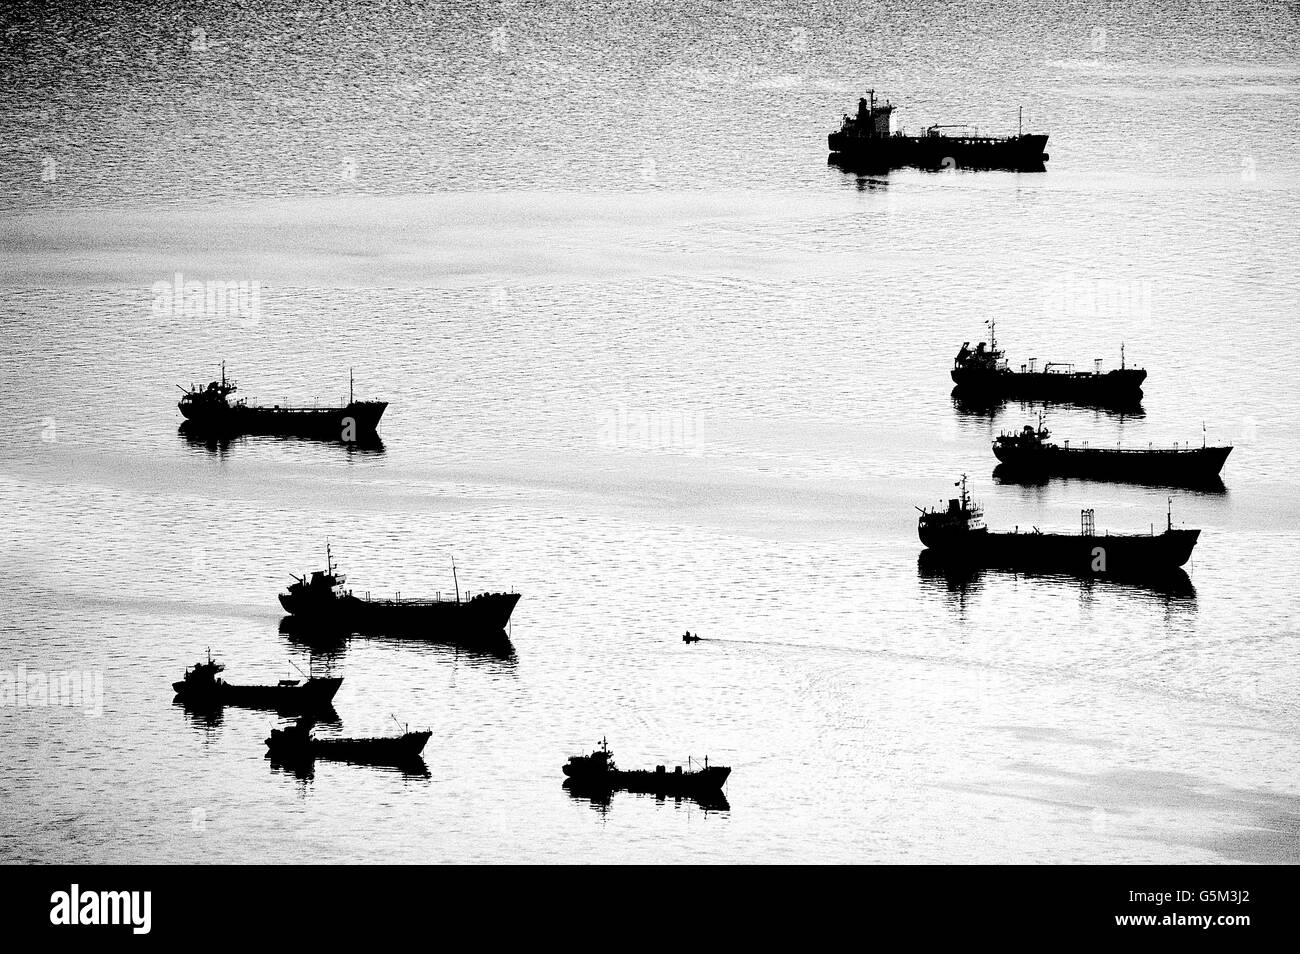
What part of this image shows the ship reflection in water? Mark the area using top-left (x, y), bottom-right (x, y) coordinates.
top-left (992, 464), bottom-right (1227, 495)
top-left (917, 550), bottom-right (1198, 602)
top-left (277, 616), bottom-right (518, 666)
top-left (178, 424), bottom-right (386, 456)
top-left (269, 753), bottom-right (431, 784)
top-left (563, 781), bottom-right (730, 814)
top-left (952, 393), bottom-right (1145, 420)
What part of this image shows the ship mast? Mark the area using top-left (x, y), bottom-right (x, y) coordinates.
top-left (349, 368), bottom-right (354, 405)
top-left (452, 557), bottom-right (460, 604)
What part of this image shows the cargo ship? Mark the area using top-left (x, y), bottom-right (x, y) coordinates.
top-left (562, 738), bottom-right (730, 797)
top-left (951, 320), bottom-right (1146, 405)
top-left (178, 364), bottom-right (387, 439)
top-left (278, 545), bottom-right (520, 641)
top-left (265, 715), bottom-right (431, 765)
top-left (917, 476), bottom-right (1199, 574)
top-left (993, 419), bottom-right (1232, 485)
top-left (172, 652), bottom-right (341, 711)
top-left (828, 90), bottom-right (1048, 172)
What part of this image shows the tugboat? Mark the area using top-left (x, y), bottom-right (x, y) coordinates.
top-left (265, 715), bottom-right (431, 765)
top-left (951, 320), bottom-right (1146, 405)
top-left (177, 364), bottom-right (387, 439)
top-left (828, 90), bottom-right (1048, 172)
top-left (993, 418), bottom-right (1232, 485)
top-left (562, 738), bottom-right (730, 797)
top-left (917, 475), bottom-right (1200, 574)
top-left (172, 651), bottom-right (342, 711)
top-left (279, 545), bottom-right (520, 640)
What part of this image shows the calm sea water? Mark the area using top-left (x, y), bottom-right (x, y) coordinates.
top-left (2, 0), bottom-right (1299, 863)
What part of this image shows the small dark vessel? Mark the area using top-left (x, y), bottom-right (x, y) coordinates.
top-left (828, 91), bottom-right (1048, 172)
top-left (951, 320), bottom-right (1146, 405)
top-left (279, 545), bottom-right (520, 641)
top-left (993, 419), bottom-right (1232, 485)
top-left (172, 651), bottom-right (342, 711)
top-left (265, 715), bottom-right (431, 764)
top-left (178, 364), bottom-right (386, 439)
top-left (682, 631), bottom-right (701, 644)
top-left (918, 476), bottom-right (1199, 575)
top-left (562, 738), bottom-right (730, 796)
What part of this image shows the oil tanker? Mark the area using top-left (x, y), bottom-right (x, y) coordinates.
top-left (278, 546), bottom-right (520, 641)
top-left (951, 321), bottom-right (1146, 405)
top-left (828, 91), bottom-right (1048, 172)
top-left (562, 738), bottom-right (730, 797)
top-left (178, 364), bottom-right (386, 439)
top-left (993, 420), bottom-right (1232, 485)
top-left (172, 652), bottom-right (341, 712)
top-left (917, 476), bottom-right (1199, 575)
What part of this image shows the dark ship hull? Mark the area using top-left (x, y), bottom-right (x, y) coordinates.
top-left (993, 443), bottom-right (1231, 483)
top-left (173, 677), bottom-right (342, 711)
top-left (829, 132), bottom-right (1048, 172)
top-left (266, 729), bottom-right (431, 764)
top-left (952, 366), bottom-right (1146, 404)
top-left (562, 764), bottom-right (732, 797)
top-left (919, 525), bottom-right (1199, 574)
top-left (278, 591), bottom-right (520, 639)
top-left (179, 400), bottom-right (387, 438)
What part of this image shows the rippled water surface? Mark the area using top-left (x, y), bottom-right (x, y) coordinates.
top-left (2, 0), bottom-right (1299, 863)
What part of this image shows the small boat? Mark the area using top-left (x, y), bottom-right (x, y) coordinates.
top-left (172, 651), bottom-right (341, 712)
top-left (682, 632), bottom-right (701, 644)
top-left (993, 419), bottom-right (1231, 485)
top-left (562, 738), bottom-right (730, 796)
top-left (265, 715), bottom-right (431, 765)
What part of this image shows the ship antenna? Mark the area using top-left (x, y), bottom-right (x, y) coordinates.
top-left (221, 360), bottom-right (226, 388)
top-left (350, 368), bottom-right (354, 405)
top-left (452, 557), bottom-right (460, 604)
top-left (1202, 421), bottom-right (1206, 449)
top-left (1121, 342), bottom-right (1125, 370)
top-left (1019, 105), bottom-right (1023, 138)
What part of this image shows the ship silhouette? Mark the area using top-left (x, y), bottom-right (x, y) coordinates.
top-left (951, 320), bottom-right (1146, 406)
top-left (265, 714), bottom-right (431, 768)
top-left (178, 364), bottom-right (386, 440)
top-left (279, 545), bottom-right (520, 643)
top-left (828, 91), bottom-right (1048, 172)
top-left (917, 475), bottom-right (1199, 576)
top-left (172, 651), bottom-right (342, 713)
top-left (992, 418), bottom-right (1231, 487)
top-left (562, 738), bottom-right (731, 800)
